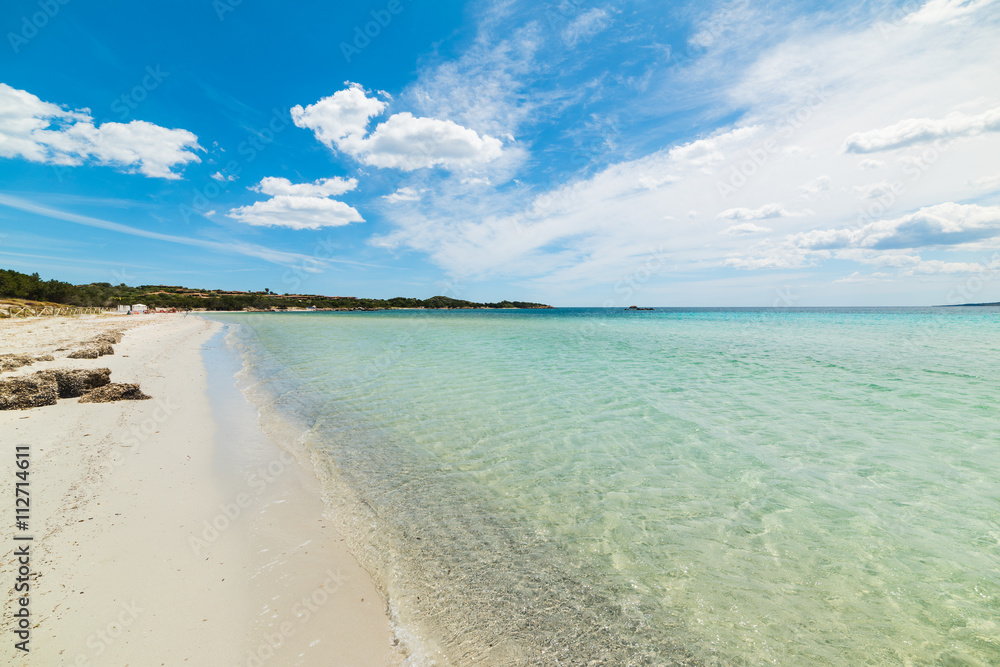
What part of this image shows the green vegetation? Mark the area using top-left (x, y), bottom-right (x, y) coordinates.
top-left (0, 268), bottom-right (552, 311)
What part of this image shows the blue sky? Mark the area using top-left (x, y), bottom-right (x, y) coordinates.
top-left (1, 0), bottom-right (999, 305)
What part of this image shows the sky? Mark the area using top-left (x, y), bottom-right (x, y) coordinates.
top-left (1, 0), bottom-right (999, 306)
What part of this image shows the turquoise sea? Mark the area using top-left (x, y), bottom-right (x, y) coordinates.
top-left (209, 308), bottom-right (1000, 666)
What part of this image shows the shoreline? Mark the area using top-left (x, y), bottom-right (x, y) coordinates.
top-left (0, 314), bottom-right (400, 665)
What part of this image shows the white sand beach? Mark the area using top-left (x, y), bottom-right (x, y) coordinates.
top-left (0, 314), bottom-right (400, 665)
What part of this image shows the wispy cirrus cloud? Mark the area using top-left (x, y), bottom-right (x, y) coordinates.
top-left (717, 203), bottom-right (810, 221)
top-left (562, 8), bottom-right (611, 47)
top-left (0, 193), bottom-right (331, 268)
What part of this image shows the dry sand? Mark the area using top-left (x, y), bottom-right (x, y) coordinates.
top-left (1, 314), bottom-right (401, 665)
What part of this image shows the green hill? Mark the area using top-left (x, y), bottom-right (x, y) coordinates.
top-left (0, 268), bottom-right (552, 311)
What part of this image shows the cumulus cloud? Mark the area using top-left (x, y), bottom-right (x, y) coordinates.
top-left (792, 203), bottom-right (1000, 250)
top-left (252, 176), bottom-right (358, 197)
top-left (843, 106), bottom-right (1000, 153)
top-left (228, 176), bottom-right (363, 230)
top-left (723, 222), bottom-right (772, 234)
top-left (291, 83), bottom-right (504, 171)
top-left (798, 175), bottom-right (832, 200)
top-left (460, 177), bottom-right (491, 186)
top-left (211, 171), bottom-right (237, 182)
top-left (906, 259), bottom-right (987, 274)
top-left (853, 180), bottom-right (899, 200)
top-left (0, 83), bottom-right (201, 179)
top-left (834, 271), bottom-right (892, 284)
top-left (726, 205), bottom-right (1000, 272)
top-left (382, 187), bottom-right (422, 203)
top-left (717, 202), bottom-right (808, 220)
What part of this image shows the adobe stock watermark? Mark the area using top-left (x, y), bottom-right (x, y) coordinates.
top-left (97, 397), bottom-right (179, 475)
top-left (716, 88), bottom-right (828, 201)
top-left (180, 107), bottom-right (292, 223)
top-left (893, 253), bottom-right (1000, 359)
top-left (874, 0), bottom-right (923, 38)
top-left (609, 247), bottom-right (671, 306)
top-left (357, 278), bottom-right (466, 382)
top-left (7, 0), bottom-right (70, 54)
top-left (242, 569), bottom-right (349, 667)
top-left (71, 601), bottom-right (143, 666)
top-left (213, 0), bottom-right (243, 21)
top-left (851, 137), bottom-right (953, 234)
top-left (945, 252), bottom-right (1000, 305)
top-left (189, 450), bottom-right (297, 555)
top-left (341, 0), bottom-right (411, 63)
top-left (110, 65), bottom-right (169, 120)
top-left (575, 247), bottom-right (671, 341)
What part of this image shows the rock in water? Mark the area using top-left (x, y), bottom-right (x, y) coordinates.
top-left (33, 368), bottom-right (111, 398)
top-left (79, 383), bottom-right (151, 403)
top-left (0, 376), bottom-right (59, 410)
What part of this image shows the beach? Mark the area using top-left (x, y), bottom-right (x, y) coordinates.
top-left (1, 314), bottom-right (400, 665)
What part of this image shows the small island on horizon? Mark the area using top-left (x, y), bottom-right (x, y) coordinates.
top-left (0, 268), bottom-right (552, 313)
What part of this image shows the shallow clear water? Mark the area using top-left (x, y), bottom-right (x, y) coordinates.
top-left (209, 308), bottom-right (1000, 666)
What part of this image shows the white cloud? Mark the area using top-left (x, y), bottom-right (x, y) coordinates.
top-left (291, 83), bottom-right (504, 171)
top-left (853, 180), bottom-right (899, 200)
top-left (843, 106), bottom-right (1000, 153)
top-left (970, 173), bottom-right (1000, 190)
top-left (382, 187), bottom-right (423, 203)
top-left (792, 203), bottom-right (1000, 250)
top-left (834, 271), bottom-right (892, 283)
top-left (361, 112), bottom-right (504, 170)
top-left (562, 8), bottom-right (611, 47)
top-left (371, 0), bottom-right (1000, 303)
top-left (717, 203), bottom-right (808, 220)
top-left (724, 245), bottom-right (819, 270)
top-left (228, 196), bottom-right (363, 230)
top-left (253, 176), bottom-right (357, 197)
top-left (834, 250), bottom-right (922, 267)
top-left (905, 259), bottom-right (986, 274)
top-left (461, 177), bottom-right (491, 186)
top-left (904, 0), bottom-right (999, 26)
top-left (0, 83), bottom-right (201, 179)
top-left (723, 222), bottom-right (772, 234)
top-left (228, 176), bottom-right (363, 230)
top-left (211, 171), bottom-right (237, 182)
top-left (798, 175), bottom-right (832, 200)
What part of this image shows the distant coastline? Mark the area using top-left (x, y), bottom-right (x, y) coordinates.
top-left (936, 301), bottom-right (1000, 307)
top-left (0, 267), bottom-right (552, 313)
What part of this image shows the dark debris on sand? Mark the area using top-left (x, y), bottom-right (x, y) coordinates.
top-left (66, 330), bottom-right (125, 359)
top-left (33, 368), bottom-right (111, 398)
top-left (67, 343), bottom-right (115, 359)
top-left (0, 368), bottom-right (149, 410)
top-left (0, 353), bottom-right (55, 373)
top-left (0, 376), bottom-right (58, 409)
top-left (78, 383), bottom-right (151, 403)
